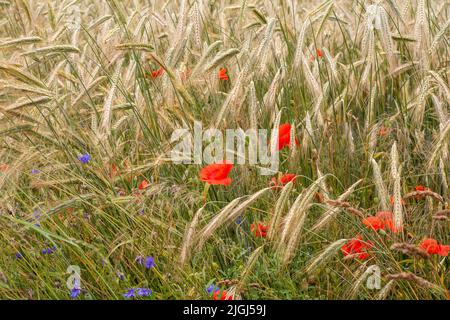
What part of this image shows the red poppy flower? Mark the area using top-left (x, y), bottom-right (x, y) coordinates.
top-left (280, 174), bottom-right (296, 185)
top-left (362, 216), bottom-right (384, 231)
top-left (414, 185), bottom-right (431, 200)
top-left (250, 223), bottom-right (268, 238)
top-left (341, 235), bottom-right (372, 260)
top-left (213, 290), bottom-right (233, 300)
top-left (376, 211), bottom-right (402, 233)
top-left (415, 185), bottom-right (426, 192)
top-left (277, 123), bottom-right (299, 151)
top-left (310, 49), bottom-right (323, 61)
top-left (219, 68), bottom-right (229, 81)
top-left (378, 126), bottom-right (389, 137)
top-left (419, 238), bottom-right (449, 257)
top-left (363, 211), bottom-right (401, 233)
top-left (138, 180), bottom-right (150, 190)
top-left (270, 173), bottom-right (297, 189)
top-left (200, 161), bottom-right (233, 186)
top-left (151, 67), bottom-right (164, 79)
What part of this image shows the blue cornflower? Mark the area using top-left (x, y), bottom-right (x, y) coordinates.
top-left (70, 287), bottom-right (81, 299)
top-left (31, 169), bottom-right (40, 174)
top-left (116, 271), bottom-right (125, 281)
top-left (206, 284), bottom-right (218, 294)
top-left (15, 252), bottom-right (23, 259)
top-left (70, 279), bottom-right (81, 299)
top-left (123, 288), bottom-right (136, 299)
top-left (145, 256), bottom-right (155, 269)
top-left (77, 153), bottom-right (91, 164)
top-left (236, 216), bottom-right (243, 225)
top-left (41, 246), bottom-right (57, 255)
top-left (136, 288), bottom-right (152, 297)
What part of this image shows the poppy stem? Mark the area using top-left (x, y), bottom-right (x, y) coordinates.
top-left (202, 183), bottom-right (210, 204)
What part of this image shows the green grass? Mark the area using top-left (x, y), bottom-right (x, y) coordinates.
top-left (0, 0), bottom-right (448, 300)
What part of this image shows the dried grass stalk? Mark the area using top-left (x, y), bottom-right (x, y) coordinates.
top-left (386, 272), bottom-right (440, 291)
top-left (390, 243), bottom-right (430, 259)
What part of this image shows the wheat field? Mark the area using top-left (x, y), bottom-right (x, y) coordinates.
top-left (0, 0), bottom-right (449, 300)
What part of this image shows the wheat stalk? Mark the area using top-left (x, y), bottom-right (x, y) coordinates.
top-left (268, 180), bottom-right (294, 241)
top-left (375, 280), bottom-right (395, 300)
top-left (235, 245), bottom-right (264, 293)
top-left (390, 142), bottom-right (403, 230)
top-left (371, 158), bottom-right (389, 211)
top-left (180, 206), bottom-right (204, 265)
top-left (99, 59), bottom-right (123, 139)
top-left (198, 188), bottom-right (270, 249)
top-left (305, 238), bottom-right (348, 274)
top-left (277, 176), bottom-right (326, 261)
